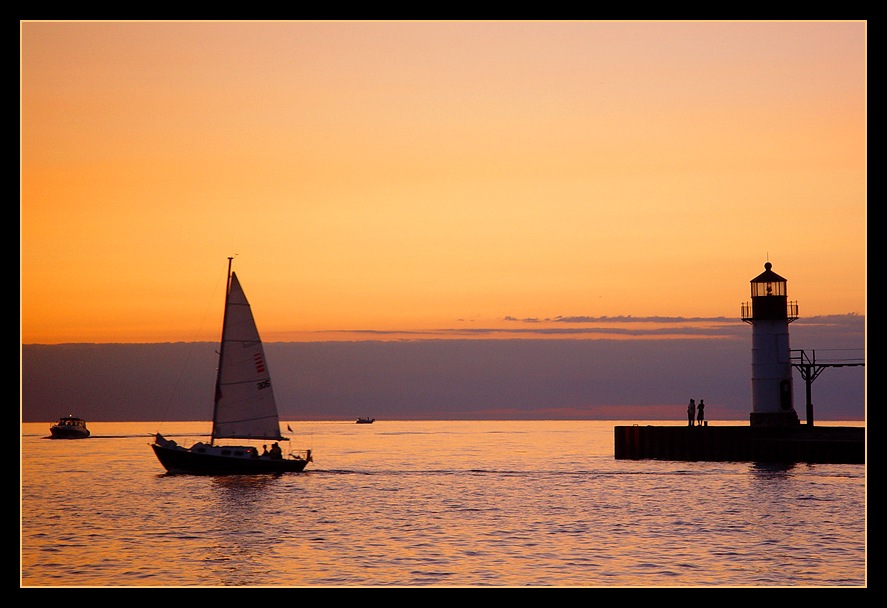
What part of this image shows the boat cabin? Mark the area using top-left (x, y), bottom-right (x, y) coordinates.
top-left (56, 416), bottom-right (87, 428)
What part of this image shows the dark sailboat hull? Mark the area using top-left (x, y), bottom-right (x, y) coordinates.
top-left (151, 443), bottom-right (310, 475)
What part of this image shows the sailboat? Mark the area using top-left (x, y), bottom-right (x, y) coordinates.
top-left (151, 258), bottom-right (312, 474)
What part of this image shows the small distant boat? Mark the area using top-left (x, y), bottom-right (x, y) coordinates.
top-left (356, 417), bottom-right (375, 424)
top-left (50, 415), bottom-right (90, 439)
top-left (150, 257), bottom-right (312, 475)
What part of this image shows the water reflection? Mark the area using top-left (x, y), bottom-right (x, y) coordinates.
top-left (213, 474), bottom-right (277, 495)
top-left (197, 475), bottom-right (282, 585)
top-left (749, 462), bottom-right (796, 479)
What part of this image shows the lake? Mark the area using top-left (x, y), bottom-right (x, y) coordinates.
top-left (21, 419), bottom-right (866, 587)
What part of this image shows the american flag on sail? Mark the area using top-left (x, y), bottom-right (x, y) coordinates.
top-left (253, 353), bottom-right (266, 374)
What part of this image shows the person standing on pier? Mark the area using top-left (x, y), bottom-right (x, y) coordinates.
top-left (697, 399), bottom-right (705, 426)
top-left (687, 399), bottom-right (696, 426)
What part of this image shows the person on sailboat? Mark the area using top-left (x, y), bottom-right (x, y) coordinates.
top-left (261, 445), bottom-right (269, 456)
top-left (270, 443), bottom-right (283, 459)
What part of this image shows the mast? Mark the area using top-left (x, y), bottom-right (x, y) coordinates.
top-left (210, 257), bottom-right (235, 445)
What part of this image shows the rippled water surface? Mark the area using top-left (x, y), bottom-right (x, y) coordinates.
top-left (21, 420), bottom-right (866, 587)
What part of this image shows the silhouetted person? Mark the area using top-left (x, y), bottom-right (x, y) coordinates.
top-left (697, 399), bottom-right (705, 426)
top-left (261, 445), bottom-right (269, 456)
top-left (270, 442), bottom-right (283, 459)
top-left (688, 399), bottom-right (696, 426)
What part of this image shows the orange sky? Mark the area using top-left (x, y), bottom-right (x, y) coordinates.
top-left (20, 20), bottom-right (867, 344)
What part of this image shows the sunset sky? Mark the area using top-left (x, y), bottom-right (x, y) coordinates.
top-left (20, 20), bottom-right (867, 345)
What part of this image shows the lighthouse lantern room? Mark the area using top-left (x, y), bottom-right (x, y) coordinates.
top-left (741, 262), bottom-right (800, 427)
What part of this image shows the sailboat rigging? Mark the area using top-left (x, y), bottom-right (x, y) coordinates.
top-left (151, 257), bottom-right (312, 474)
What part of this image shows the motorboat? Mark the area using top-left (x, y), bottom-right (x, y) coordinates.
top-left (50, 416), bottom-right (90, 439)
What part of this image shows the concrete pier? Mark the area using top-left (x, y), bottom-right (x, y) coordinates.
top-left (613, 262), bottom-right (865, 465)
top-left (614, 424), bottom-right (864, 464)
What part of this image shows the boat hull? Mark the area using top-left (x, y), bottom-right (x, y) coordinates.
top-left (49, 426), bottom-right (90, 439)
top-left (151, 443), bottom-right (310, 475)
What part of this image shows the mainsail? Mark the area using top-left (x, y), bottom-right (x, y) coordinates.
top-left (211, 272), bottom-right (284, 442)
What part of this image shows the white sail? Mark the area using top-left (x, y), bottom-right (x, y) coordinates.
top-left (211, 272), bottom-right (284, 441)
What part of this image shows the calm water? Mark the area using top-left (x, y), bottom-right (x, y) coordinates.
top-left (20, 420), bottom-right (866, 587)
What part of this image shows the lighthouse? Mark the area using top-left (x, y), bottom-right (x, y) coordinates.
top-left (741, 262), bottom-right (800, 427)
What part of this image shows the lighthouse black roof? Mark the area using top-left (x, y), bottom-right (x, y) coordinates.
top-left (751, 261), bottom-right (786, 283)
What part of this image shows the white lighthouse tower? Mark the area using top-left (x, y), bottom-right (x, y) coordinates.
top-left (741, 261), bottom-right (800, 427)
